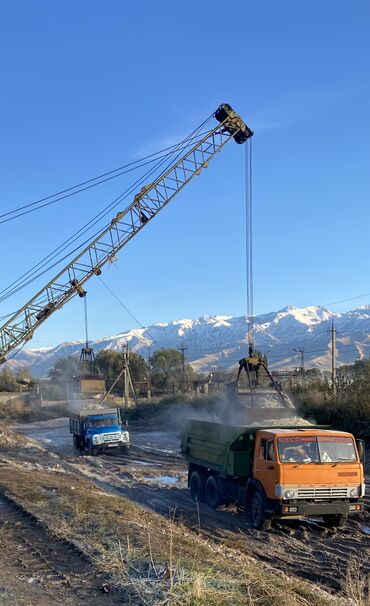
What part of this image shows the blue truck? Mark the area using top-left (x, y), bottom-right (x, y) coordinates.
top-left (69, 407), bottom-right (130, 455)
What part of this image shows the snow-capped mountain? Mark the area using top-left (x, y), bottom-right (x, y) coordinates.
top-left (5, 305), bottom-right (370, 377)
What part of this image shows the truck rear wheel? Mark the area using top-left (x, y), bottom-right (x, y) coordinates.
top-left (250, 492), bottom-right (270, 530)
top-left (205, 475), bottom-right (221, 509)
top-left (322, 514), bottom-right (347, 528)
top-left (190, 471), bottom-right (204, 503)
top-left (73, 436), bottom-right (83, 451)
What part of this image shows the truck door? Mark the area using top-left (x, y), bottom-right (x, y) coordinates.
top-left (253, 436), bottom-right (277, 499)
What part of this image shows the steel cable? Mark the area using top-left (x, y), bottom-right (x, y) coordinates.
top-left (0, 121), bottom-right (214, 304)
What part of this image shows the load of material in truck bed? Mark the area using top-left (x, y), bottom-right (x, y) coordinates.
top-left (70, 407), bottom-right (120, 419)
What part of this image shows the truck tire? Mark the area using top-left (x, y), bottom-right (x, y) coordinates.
top-left (73, 436), bottom-right (83, 451)
top-left (250, 492), bottom-right (271, 530)
top-left (205, 475), bottom-right (221, 509)
top-left (190, 471), bottom-right (205, 503)
top-left (120, 445), bottom-right (129, 455)
top-left (87, 442), bottom-right (97, 456)
top-left (322, 514), bottom-right (347, 528)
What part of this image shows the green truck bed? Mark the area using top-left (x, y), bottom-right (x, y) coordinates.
top-left (181, 420), bottom-right (257, 478)
top-left (181, 420), bottom-right (326, 478)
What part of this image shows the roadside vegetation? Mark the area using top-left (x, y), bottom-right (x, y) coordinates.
top-left (0, 368), bottom-right (22, 392)
top-left (46, 349), bottom-right (199, 400)
top-left (289, 359), bottom-right (370, 439)
top-left (0, 397), bottom-right (70, 423)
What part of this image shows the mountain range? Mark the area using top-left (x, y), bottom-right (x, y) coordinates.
top-left (5, 305), bottom-right (370, 377)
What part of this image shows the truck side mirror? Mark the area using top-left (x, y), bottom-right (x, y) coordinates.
top-left (356, 439), bottom-right (366, 463)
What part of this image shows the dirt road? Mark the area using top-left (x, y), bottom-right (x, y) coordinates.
top-left (16, 418), bottom-right (370, 594)
top-left (0, 492), bottom-right (120, 605)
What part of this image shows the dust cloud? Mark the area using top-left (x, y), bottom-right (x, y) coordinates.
top-left (154, 395), bottom-right (313, 431)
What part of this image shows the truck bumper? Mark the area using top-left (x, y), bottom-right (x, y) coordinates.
top-left (276, 501), bottom-right (363, 517)
top-left (96, 442), bottom-right (130, 450)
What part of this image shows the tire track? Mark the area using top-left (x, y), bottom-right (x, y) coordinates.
top-left (0, 495), bottom-right (120, 605)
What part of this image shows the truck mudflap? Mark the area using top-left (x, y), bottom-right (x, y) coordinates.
top-left (276, 501), bottom-right (363, 517)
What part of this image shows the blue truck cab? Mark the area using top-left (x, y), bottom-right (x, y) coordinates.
top-left (69, 407), bottom-right (130, 455)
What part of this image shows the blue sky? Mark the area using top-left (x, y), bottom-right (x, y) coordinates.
top-left (0, 1), bottom-right (369, 348)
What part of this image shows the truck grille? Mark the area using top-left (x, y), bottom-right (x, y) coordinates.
top-left (102, 433), bottom-right (120, 443)
top-left (296, 487), bottom-right (348, 499)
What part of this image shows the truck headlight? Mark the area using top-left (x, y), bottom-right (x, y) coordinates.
top-left (93, 435), bottom-right (102, 445)
top-left (349, 487), bottom-right (359, 498)
top-left (361, 483), bottom-right (366, 497)
top-left (120, 432), bottom-right (129, 442)
top-left (284, 489), bottom-right (296, 499)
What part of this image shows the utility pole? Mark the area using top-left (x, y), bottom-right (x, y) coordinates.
top-left (122, 344), bottom-right (138, 409)
top-left (147, 346), bottom-right (151, 399)
top-left (328, 321), bottom-right (337, 393)
top-left (179, 344), bottom-right (188, 390)
top-left (293, 347), bottom-right (305, 378)
top-left (123, 344), bottom-right (129, 409)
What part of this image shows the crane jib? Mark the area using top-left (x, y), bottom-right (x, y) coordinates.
top-left (0, 104), bottom-right (253, 363)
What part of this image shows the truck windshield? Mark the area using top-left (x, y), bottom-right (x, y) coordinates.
top-left (317, 437), bottom-right (356, 462)
top-left (278, 436), bottom-right (319, 463)
top-left (278, 436), bottom-right (357, 463)
top-left (86, 416), bottom-right (118, 428)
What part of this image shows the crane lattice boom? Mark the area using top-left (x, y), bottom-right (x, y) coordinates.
top-left (0, 103), bottom-right (253, 363)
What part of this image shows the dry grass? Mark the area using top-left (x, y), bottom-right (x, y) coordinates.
top-left (343, 560), bottom-right (370, 606)
top-left (0, 397), bottom-right (71, 423)
top-left (0, 423), bottom-right (28, 448)
top-left (0, 451), bottom-right (339, 606)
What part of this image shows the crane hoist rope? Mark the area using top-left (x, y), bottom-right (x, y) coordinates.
top-left (0, 103), bottom-right (253, 365)
top-left (235, 141), bottom-right (294, 413)
top-left (78, 295), bottom-right (99, 375)
top-left (245, 138), bottom-right (254, 350)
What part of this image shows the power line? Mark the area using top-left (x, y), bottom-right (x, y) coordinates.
top-left (97, 277), bottom-right (165, 352)
top-left (321, 293), bottom-right (370, 307)
top-left (0, 131), bottom-right (212, 226)
top-left (0, 121), bottom-right (213, 304)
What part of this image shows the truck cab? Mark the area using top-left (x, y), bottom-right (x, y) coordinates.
top-left (69, 407), bottom-right (130, 455)
top-left (181, 420), bottom-right (365, 530)
top-left (251, 428), bottom-right (365, 528)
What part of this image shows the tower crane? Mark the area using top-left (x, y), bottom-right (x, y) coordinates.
top-left (0, 104), bottom-right (253, 365)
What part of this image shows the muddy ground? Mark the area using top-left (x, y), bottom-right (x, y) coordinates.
top-left (14, 417), bottom-right (370, 595)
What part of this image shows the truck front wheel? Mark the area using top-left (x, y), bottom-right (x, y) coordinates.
top-left (205, 475), bottom-right (221, 509)
top-left (250, 492), bottom-right (271, 530)
top-left (87, 442), bottom-right (97, 456)
top-left (190, 471), bottom-right (205, 503)
top-left (322, 514), bottom-right (347, 528)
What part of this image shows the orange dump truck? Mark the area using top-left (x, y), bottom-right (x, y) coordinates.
top-left (181, 420), bottom-right (365, 530)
